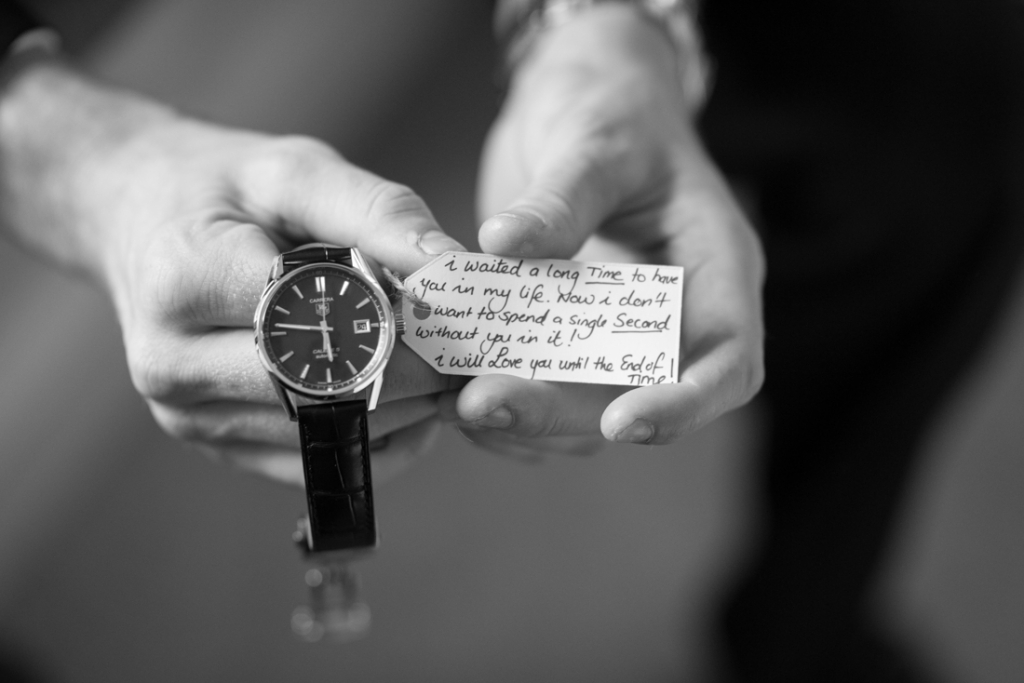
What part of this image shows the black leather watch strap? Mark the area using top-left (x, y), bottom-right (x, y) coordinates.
top-left (282, 245), bottom-right (352, 273)
top-left (297, 400), bottom-right (377, 553)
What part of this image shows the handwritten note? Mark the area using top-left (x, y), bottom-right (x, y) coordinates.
top-left (400, 253), bottom-right (683, 386)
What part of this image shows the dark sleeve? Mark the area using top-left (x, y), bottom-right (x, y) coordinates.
top-left (1, 0), bottom-right (42, 55)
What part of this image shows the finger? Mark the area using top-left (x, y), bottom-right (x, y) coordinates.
top-left (454, 425), bottom-right (606, 461)
top-left (149, 395), bottom-right (439, 449)
top-left (478, 144), bottom-right (627, 259)
top-left (128, 327), bottom-right (279, 407)
top-left (437, 375), bottom-right (625, 437)
top-left (233, 136), bottom-right (464, 276)
top-left (379, 342), bottom-right (464, 403)
top-left (602, 334), bottom-right (762, 443)
top-left (369, 418), bottom-right (443, 484)
top-left (195, 417), bottom-right (443, 488)
top-left (135, 218), bottom-right (278, 329)
top-left (369, 395), bottom-right (441, 441)
top-left (602, 178), bottom-right (765, 444)
top-left (196, 442), bottom-right (305, 487)
top-left (131, 327), bottom-right (452, 406)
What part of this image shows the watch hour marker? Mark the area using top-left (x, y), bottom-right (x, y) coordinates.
top-left (326, 368), bottom-right (333, 383)
top-left (346, 360), bottom-right (358, 375)
top-left (355, 297), bottom-right (370, 309)
top-left (371, 323), bottom-right (380, 328)
top-left (275, 305), bottom-right (290, 315)
top-left (315, 276), bottom-right (326, 292)
top-left (300, 364), bottom-right (310, 379)
top-left (359, 344), bottom-right (374, 354)
top-left (291, 285), bottom-right (303, 298)
top-left (271, 331), bottom-right (287, 337)
top-left (339, 281), bottom-right (350, 296)
top-left (279, 350), bottom-right (294, 362)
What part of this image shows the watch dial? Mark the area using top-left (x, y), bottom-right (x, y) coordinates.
top-left (260, 265), bottom-right (388, 393)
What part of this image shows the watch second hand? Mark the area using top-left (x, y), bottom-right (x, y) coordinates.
top-left (275, 323), bottom-right (334, 331)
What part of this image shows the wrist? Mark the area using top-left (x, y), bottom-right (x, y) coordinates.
top-left (504, 4), bottom-right (687, 125)
top-left (0, 60), bottom-right (179, 281)
top-left (498, 0), bottom-right (709, 112)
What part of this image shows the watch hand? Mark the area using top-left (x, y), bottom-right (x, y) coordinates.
top-left (317, 294), bottom-right (335, 363)
top-left (320, 319), bottom-right (334, 362)
top-left (275, 323), bottom-right (334, 331)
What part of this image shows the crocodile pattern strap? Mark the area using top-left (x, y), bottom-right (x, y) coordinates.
top-left (282, 245), bottom-right (352, 273)
top-left (298, 401), bottom-right (377, 552)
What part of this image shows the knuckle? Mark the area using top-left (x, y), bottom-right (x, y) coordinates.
top-left (574, 112), bottom-right (641, 188)
top-left (134, 219), bottom-right (215, 326)
top-left (127, 336), bottom-right (208, 404)
top-left (659, 408), bottom-right (706, 441)
top-left (528, 185), bottom-right (577, 229)
top-left (240, 135), bottom-right (340, 190)
top-left (362, 180), bottom-right (428, 223)
top-left (126, 336), bottom-right (173, 401)
top-left (134, 228), bottom-right (187, 316)
top-left (264, 135), bottom-right (338, 175)
top-left (135, 218), bottom-right (265, 328)
top-left (515, 403), bottom-right (562, 439)
top-left (150, 404), bottom-right (205, 443)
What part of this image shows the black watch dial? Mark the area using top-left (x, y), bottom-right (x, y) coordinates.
top-left (259, 264), bottom-right (389, 394)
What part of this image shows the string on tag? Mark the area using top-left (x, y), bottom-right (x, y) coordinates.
top-left (382, 267), bottom-right (429, 310)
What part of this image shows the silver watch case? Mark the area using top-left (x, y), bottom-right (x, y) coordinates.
top-left (253, 248), bottom-right (402, 420)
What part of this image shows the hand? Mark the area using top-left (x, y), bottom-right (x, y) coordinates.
top-left (0, 61), bottom-right (465, 485)
top-left (451, 6), bottom-right (764, 454)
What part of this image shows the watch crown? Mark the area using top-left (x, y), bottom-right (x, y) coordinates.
top-left (393, 312), bottom-right (406, 336)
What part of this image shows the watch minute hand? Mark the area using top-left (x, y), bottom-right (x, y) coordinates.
top-left (319, 319), bottom-right (334, 362)
top-left (275, 323), bottom-right (334, 331)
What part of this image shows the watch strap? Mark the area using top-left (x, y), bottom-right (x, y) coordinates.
top-left (297, 400), bottom-right (377, 553)
top-left (282, 245), bottom-right (353, 273)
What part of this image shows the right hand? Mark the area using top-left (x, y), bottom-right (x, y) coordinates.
top-left (450, 6), bottom-right (764, 455)
top-left (2, 64), bottom-right (465, 485)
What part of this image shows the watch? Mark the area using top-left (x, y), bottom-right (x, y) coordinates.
top-left (254, 243), bottom-right (404, 556)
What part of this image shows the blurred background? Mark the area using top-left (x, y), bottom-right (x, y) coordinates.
top-left (1, 1), bottom-right (1023, 681)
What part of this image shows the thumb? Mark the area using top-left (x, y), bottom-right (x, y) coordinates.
top-left (236, 136), bottom-right (464, 275)
top-left (478, 149), bottom-right (624, 259)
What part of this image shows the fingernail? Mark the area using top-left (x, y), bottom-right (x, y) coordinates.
top-left (470, 406), bottom-right (514, 429)
top-left (614, 419), bottom-right (654, 444)
top-left (493, 212), bottom-right (544, 232)
top-left (480, 212), bottom-right (544, 256)
top-left (454, 424), bottom-right (480, 444)
top-left (418, 230), bottom-right (465, 255)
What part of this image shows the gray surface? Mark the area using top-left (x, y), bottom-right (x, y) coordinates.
top-left (1, 1), bottom-right (1023, 680)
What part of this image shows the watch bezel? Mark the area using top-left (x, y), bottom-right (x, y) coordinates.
top-left (254, 261), bottom-right (396, 400)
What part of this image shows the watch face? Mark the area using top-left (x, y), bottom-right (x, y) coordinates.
top-left (256, 264), bottom-right (393, 396)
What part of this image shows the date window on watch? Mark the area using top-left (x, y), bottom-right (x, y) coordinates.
top-left (353, 319), bottom-right (371, 334)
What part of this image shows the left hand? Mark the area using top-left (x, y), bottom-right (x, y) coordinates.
top-left (444, 5), bottom-right (764, 456)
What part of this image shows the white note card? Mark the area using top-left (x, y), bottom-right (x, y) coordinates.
top-left (400, 252), bottom-right (683, 386)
